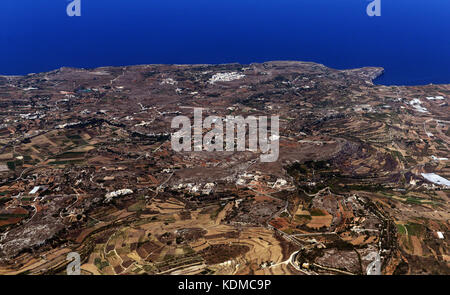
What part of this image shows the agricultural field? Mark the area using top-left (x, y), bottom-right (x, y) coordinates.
top-left (0, 62), bottom-right (448, 275)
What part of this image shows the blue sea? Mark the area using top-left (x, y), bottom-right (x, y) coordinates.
top-left (1, 0), bottom-right (449, 85)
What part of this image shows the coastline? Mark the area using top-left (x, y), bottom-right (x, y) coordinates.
top-left (3, 61), bottom-right (450, 87)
